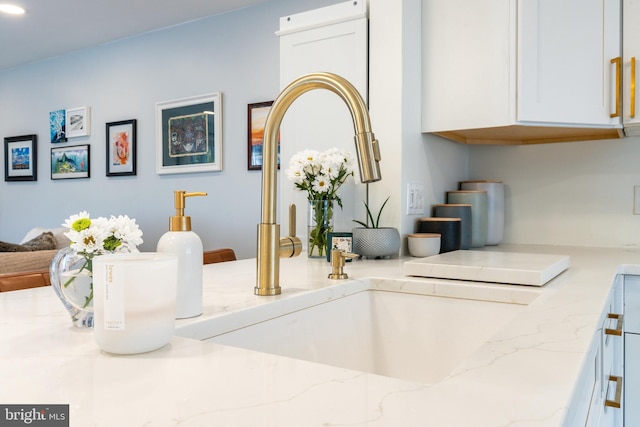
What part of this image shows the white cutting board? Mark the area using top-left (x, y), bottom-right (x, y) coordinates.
top-left (403, 250), bottom-right (570, 286)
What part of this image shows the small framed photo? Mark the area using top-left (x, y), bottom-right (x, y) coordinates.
top-left (106, 119), bottom-right (137, 177)
top-left (51, 144), bottom-right (90, 180)
top-left (4, 134), bottom-right (37, 182)
top-left (326, 232), bottom-right (354, 262)
top-left (49, 109), bottom-right (67, 143)
top-left (248, 101), bottom-right (279, 170)
top-left (155, 92), bottom-right (222, 175)
top-left (65, 106), bottom-right (91, 138)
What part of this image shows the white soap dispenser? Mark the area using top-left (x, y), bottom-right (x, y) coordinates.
top-left (157, 190), bottom-right (207, 319)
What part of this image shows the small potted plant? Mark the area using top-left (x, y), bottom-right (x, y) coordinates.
top-left (352, 196), bottom-right (401, 258)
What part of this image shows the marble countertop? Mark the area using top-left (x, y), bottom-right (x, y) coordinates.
top-left (1, 244), bottom-right (638, 426)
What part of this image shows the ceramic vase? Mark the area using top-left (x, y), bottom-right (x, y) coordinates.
top-left (352, 227), bottom-right (401, 259)
top-left (308, 200), bottom-right (334, 258)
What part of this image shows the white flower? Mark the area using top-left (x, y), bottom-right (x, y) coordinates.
top-left (61, 211), bottom-right (143, 255)
top-left (286, 147), bottom-right (354, 204)
top-left (312, 174), bottom-right (330, 193)
top-left (110, 215), bottom-right (144, 249)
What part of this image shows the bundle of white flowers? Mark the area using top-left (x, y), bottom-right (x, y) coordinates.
top-left (286, 148), bottom-right (355, 257)
top-left (60, 211), bottom-right (143, 307)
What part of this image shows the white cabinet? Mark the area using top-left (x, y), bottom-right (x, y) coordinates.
top-left (624, 275), bottom-right (640, 426)
top-left (623, 0), bottom-right (640, 133)
top-left (422, 0), bottom-right (622, 145)
top-left (568, 275), bottom-right (624, 426)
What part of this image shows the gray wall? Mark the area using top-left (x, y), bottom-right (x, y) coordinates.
top-left (0, 0), bottom-right (338, 258)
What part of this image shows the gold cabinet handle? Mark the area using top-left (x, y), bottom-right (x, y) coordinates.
top-left (605, 375), bottom-right (623, 408)
top-left (631, 57), bottom-right (636, 118)
top-left (605, 313), bottom-right (623, 336)
top-left (611, 57), bottom-right (622, 118)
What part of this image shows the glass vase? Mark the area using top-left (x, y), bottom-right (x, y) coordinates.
top-left (50, 247), bottom-right (95, 328)
top-left (308, 199), bottom-right (334, 258)
top-left (50, 246), bottom-right (131, 328)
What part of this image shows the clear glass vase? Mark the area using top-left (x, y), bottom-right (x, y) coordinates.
top-left (50, 247), bottom-right (95, 328)
top-left (50, 246), bottom-right (131, 328)
top-left (308, 199), bottom-right (334, 258)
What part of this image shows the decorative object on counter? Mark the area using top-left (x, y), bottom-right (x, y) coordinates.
top-left (326, 232), bottom-right (353, 262)
top-left (157, 190), bottom-right (207, 319)
top-left (352, 196), bottom-right (401, 258)
top-left (460, 180), bottom-right (504, 245)
top-left (434, 203), bottom-right (472, 250)
top-left (93, 252), bottom-right (178, 355)
top-left (50, 212), bottom-right (143, 328)
top-left (407, 233), bottom-right (441, 257)
top-left (417, 217), bottom-right (461, 253)
top-left (446, 190), bottom-right (488, 248)
top-left (286, 148), bottom-right (355, 258)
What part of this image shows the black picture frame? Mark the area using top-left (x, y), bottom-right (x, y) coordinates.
top-left (248, 101), bottom-right (279, 170)
top-left (51, 144), bottom-right (90, 180)
top-left (4, 134), bottom-right (37, 182)
top-left (106, 119), bottom-right (137, 177)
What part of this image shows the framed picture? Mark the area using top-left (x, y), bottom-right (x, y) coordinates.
top-left (155, 92), bottom-right (222, 175)
top-left (106, 119), bottom-right (137, 177)
top-left (326, 232), bottom-right (354, 262)
top-left (4, 134), bottom-right (37, 182)
top-left (65, 106), bottom-right (91, 138)
top-left (49, 109), bottom-right (67, 143)
top-left (51, 144), bottom-right (90, 180)
top-left (248, 101), bottom-right (279, 170)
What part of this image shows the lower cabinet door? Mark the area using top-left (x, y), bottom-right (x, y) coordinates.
top-left (625, 333), bottom-right (640, 426)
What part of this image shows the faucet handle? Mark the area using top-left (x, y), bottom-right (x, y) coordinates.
top-left (328, 249), bottom-right (359, 280)
top-left (279, 204), bottom-right (302, 258)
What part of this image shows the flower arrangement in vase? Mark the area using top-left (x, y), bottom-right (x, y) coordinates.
top-left (286, 148), bottom-right (355, 257)
top-left (50, 211), bottom-right (143, 327)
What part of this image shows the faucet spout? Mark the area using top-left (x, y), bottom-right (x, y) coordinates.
top-left (255, 72), bottom-right (382, 296)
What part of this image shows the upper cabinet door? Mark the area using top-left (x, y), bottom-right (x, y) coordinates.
top-left (422, 0), bottom-right (623, 144)
top-left (518, 0), bottom-right (621, 126)
top-left (623, 0), bottom-right (640, 130)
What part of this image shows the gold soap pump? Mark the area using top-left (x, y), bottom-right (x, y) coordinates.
top-left (157, 190), bottom-right (207, 319)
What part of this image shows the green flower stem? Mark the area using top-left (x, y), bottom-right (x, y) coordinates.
top-left (309, 200), bottom-right (334, 257)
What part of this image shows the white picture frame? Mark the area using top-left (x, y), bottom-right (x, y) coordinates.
top-left (155, 92), bottom-right (222, 175)
top-left (65, 106), bottom-right (91, 138)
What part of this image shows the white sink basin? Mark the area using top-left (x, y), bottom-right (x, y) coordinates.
top-left (195, 279), bottom-right (540, 384)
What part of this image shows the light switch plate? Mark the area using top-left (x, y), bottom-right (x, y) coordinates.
top-left (407, 183), bottom-right (424, 215)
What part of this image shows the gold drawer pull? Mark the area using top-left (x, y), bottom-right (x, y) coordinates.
top-left (605, 313), bottom-right (623, 336)
top-left (605, 375), bottom-right (623, 408)
top-left (611, 57), bottom-right (622, 118)
top-left (631, 57), bottom-right (636, 118)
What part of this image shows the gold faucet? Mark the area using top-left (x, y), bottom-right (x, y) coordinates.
top-left (255, 72), bottom-right (382, 296)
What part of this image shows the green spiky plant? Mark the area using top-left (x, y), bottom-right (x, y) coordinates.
top-left (353, 196), bottom-right (390, 229)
